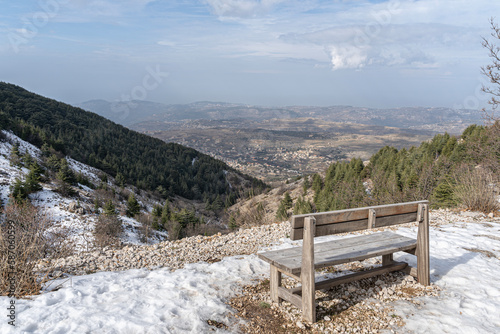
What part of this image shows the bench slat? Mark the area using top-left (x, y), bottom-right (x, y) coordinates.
top-left (291, 201), bottom-right (427, 229)
top-left (290, 261), bottom-right (408, 294)
top-left (258, 232), bottom-right (416, 275)
top-left (259, 231), bottom-right (398, 262)
top-left (291, 212), bottom-right (418, 240)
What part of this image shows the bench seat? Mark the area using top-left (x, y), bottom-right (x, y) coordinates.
top-left (258, 231), bottom-right (416, 276)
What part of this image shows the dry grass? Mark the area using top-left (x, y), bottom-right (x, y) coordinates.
top-left (0, 201), bottom-right (73, 297)
top-left (92, 214), bottom-right (123, 249)
top-left (453, 166), bottom-right (500, 214)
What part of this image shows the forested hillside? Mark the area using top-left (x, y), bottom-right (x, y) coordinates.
top-left (0, 82), bottom-right (265, 204)
top-left (308, 123), bottom-right (499, 214)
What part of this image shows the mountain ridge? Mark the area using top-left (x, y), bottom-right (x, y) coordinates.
top-left (0, 82), bottom-right (264, 202)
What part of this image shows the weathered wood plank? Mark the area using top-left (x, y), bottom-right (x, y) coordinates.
top-left (382, 253), bottom-right (393, 266)
top-left (260, 231), bottom-right (400, 264)
top-left (270, 266), bottom-right (282, 303)
top-left (259, 232), bottom-right (416, 275)
top-left (292, 212), bottom-right (418, 240)
top-left (416, 204), bottom-right (430, 286)
top-left (277, 287), bottom-right (302, 309)
top-left (291, 200), bottom-right (428, 229)
top-left (290, 261), bottom-right (408, 294)
top-left (368, 209), bottom-right (376, 228)
top-left (403, 265), bottom-right (418, 278)
top-left (302, 216), bottom-right (316, 323)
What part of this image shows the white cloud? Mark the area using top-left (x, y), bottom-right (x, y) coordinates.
top-left (203, 0), bottom-right (285, 18)
top-left (327, 45), bottom-right (368, 70)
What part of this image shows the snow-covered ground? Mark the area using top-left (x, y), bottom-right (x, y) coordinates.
top-left (1, 217), bottom-right (499, 333)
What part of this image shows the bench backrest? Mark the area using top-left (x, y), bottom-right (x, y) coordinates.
top-left (290, 200), bottom-right (429, 240)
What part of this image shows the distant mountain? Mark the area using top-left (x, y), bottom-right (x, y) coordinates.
top-left (0, 82), bottom-right (265, 202)
top-left (77, 99), bottom-right (302, 127)
top-left (78, 99), bottom-right (483, 131)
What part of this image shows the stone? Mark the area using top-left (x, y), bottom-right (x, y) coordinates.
top-left (296, 321), bottom-right (305, 329)
top-left (68, 201), bottom-right (79, 213)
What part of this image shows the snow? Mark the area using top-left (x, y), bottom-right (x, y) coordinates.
top-left (2, 218), bottom-right (500, 333)
top-left (390, 221), bottom-right (500, 333)
top-left (2, 255), bottom-right (268, 334)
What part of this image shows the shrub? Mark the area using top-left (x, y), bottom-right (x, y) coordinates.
top-left (136, 213), bottom-right (153, 243)
top-left (452, 166), bottom-right (499, 213)
top-left (92, 214), bottom-right (123, 248)
top-left (0, 202), bottom-right (73, 297)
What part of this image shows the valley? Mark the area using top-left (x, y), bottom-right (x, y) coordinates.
top-left (80, 100), bottom-right (482, 182)
top-left (132, 118), bottom-right (436, 182)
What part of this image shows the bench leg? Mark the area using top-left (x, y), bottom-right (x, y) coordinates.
top-left (302, 216), bottom-right (316, 323)
top-left (382, 254), bottom-right (393, 266)
top-left (270, 266), bottom-right (282, 304)
top-left (417, 203), bottom-right (430, 286)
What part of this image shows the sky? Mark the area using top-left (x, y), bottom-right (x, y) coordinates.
top-left (0, 0), bottom-right (499, 109)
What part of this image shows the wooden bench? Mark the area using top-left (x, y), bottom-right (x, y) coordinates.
top-left (258, 200), bottom-right (430, 323)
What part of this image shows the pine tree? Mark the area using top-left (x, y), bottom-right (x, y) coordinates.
top-left (302, 175), bottom-right (310, 194)
top-left (11, 178), bottom-right (27, 203)
top-left (283, 192), bottom-right (293, 210)
top-left (275, 201), bottom-right (288, 222)
top-left (9, 142), bottom-right (21, 166)
top-left (103, 200), bottom-right (117, 216)
top-left (115, 172), bottom-right (125, 188)
top-left (94, 197), bottom-right (101, 214)
top-left (126, 194), bottom-right (140, 217)
top-left (229, 214), bottom-right (238, 230)
top-left (25, 165), bottom-right (42, 193)
top-left (211, 195), bottom-right (224, 213)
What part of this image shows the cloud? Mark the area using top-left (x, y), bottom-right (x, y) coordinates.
top-left (281, 22), bottom-right (477, 71)
top-left (327, 45), bottom-right (368, 70)
top-left (203, 0), bottom-right (285, 18)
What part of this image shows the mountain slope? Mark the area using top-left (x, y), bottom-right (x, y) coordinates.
top-left (0, 82), bottom-right (264, 201)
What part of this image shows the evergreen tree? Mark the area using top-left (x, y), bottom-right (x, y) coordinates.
top-left (211, 195), bottom-right (224, 213)
top-left (275, 201), bottom-right (288, 222)
top-left (115, 172), bottom-right (125, 188)
top-left (126, 194), bottom-right (140, 217)
top-left (25, 166), bottom-right (43, 193)
top-left (302, 175), bottom-right (310, 194)
top-left (283, 192), bottom-right (293, 210)
top-left (103, 200), bottom-right (117, 216)
top-left (9, 142), bottom-right (21, 166)
top-left (94, 197), bottom-right (101, 214)
top-left (293, 196), bottom-right (313, 215)
top-left (431, 178), bottom-right (456, 208)
top-left (11, 178), bottom-right (27, 203)
top-left (229, 214), bottom-right (238, 230)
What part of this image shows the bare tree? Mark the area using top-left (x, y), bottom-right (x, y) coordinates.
top-left (481, 18), bottom-right (500, 121)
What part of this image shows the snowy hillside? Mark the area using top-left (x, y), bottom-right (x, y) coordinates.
top-left (0, 130), bottom-right (165, 250)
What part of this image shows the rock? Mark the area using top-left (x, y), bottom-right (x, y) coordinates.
top-left (488, 212), bottom-right (494, 218)
top-left (324, 316), bottom-right (331, 321)
top-left (68, 201), bottom-right (79, 213)
top-left (52, 270), bottom-right (63, 278)
top-left (296, 321), bottom-right (305, 329)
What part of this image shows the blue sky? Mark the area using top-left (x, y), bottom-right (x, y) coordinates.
top-left (0, 0), bottom-right (498, 109)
